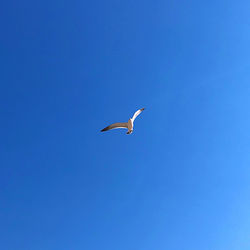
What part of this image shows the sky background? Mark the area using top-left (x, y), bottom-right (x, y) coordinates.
top-left (1, 0), bottom-right (250, 249)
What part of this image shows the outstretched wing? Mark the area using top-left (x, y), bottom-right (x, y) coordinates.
top-left (131, 108), bottom-right (145, 122)
top-left (101, 122), bottom-right (128, 132)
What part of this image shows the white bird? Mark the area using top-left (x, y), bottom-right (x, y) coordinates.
top-left (101, 108), bottom-right (145, 134)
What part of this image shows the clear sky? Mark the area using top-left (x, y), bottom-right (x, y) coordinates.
top-left (1, 1), bottom-right (250, 249)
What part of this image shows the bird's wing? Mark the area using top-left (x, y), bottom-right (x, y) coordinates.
top-left (131, 108), bottom-right (145, 122)
top-left (101, 122), bottom-right (128, 132)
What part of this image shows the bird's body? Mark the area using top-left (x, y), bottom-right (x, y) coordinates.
top-left (127, 118), bottom-right (133, 134)
top-left (101, 108), bottom-right (145, 134)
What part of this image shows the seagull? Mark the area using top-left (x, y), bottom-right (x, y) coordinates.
top-left (101, 108), bottom-right (145, 134)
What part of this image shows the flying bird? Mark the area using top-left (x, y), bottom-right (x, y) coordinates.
top-left (101, 108), bottom-right (145, 134)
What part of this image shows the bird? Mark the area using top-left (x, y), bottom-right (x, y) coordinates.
top-left (101, 108), bottom-right (145, 134)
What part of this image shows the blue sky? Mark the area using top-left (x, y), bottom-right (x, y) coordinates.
top-left (1, 0), bottom-right (250, 249)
